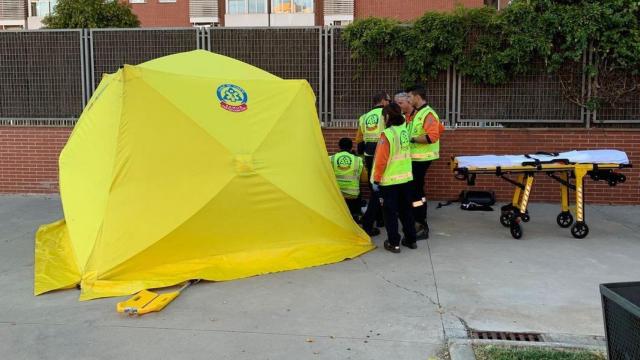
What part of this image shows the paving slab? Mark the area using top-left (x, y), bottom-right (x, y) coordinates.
top-left (0, 195), bottom-right (444, 360)
top-left (428, 202), bottom-right (640, 336)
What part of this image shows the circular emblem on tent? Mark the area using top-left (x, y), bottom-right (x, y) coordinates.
top-left (364, 114), bottom-right (379, 131)
top-left (336, 155), bottom-right (353, 171)
top-left (217, 84), bottom-right (248, 112)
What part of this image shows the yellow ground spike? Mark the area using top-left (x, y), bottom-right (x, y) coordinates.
top-left (116, 280), bottom-right (199, 316)
top-left (116, 290), bottom-right (158, 315)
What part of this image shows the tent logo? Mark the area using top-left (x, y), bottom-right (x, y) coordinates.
top-left (217, 84), bottom-right (248, 112)
top-left (336, 155), bottom-right (353, 171)
top-left (364, 113), bottom-right (379, 131)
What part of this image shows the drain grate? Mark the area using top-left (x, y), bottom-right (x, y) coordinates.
top-left (470, 330), bottom-right (543, 342)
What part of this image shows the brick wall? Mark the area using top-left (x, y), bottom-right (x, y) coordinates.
top-left (0, 127), bottom-right (71, 194)
top-left (1, 126), bottom-right (638, 205)
top-left (130, 0), bottom-right (190, 27)
top-left (355, 0), bottom-right (485, 21)
top-left (323, 128), bottom-right (640, 205)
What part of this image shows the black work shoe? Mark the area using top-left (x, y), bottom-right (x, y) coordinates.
top-left (376, 220), bottom-right (385, 228)
top-left (415, 223), bottom-right (429, 240)
top-left (401, 238), bottom-right (417, 249)
top-left (383, 240), bottom-right (401, 253)
top-left (363, 227), bottom-right (380, 237)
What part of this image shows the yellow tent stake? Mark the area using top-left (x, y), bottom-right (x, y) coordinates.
top-left (116, 280), bottom-right (199, 316)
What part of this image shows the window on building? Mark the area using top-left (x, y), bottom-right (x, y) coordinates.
top-left (31, 0), bottom-right (58, 17)
top-left (248, 0), bottom-right (265, 13)
top-left (228, 0), bottom-right (267, 14)
top-left (129, 0), bottom-right (145, 3)
top-left (159, 0), bottom-right (177, 3)
top-left (273, 0), bottom-right (312, 14)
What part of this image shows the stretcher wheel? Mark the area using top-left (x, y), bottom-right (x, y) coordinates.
top-left (521, 213), bottom-right (530, 223)
top-left (500, 213), bottom-right (512, 227)
top-left (556, 212), bottom-right (573, 228)
top-left (618, 174), bottom-right (626, 183)
top-left (510, 222), bottom-right (523, 239)
top-left (571, 222), bottom-right (589, 239)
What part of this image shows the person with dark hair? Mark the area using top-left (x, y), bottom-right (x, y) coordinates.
top-left (330, 137), bottom-right (368, 222)
top-left (370, 103), bottom-right (417, 253)
top-left (355, 92), bottom-right (391, 236)
top-left (405, 85), bottom-right (445, 240)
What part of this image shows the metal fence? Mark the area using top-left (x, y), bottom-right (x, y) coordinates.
top-left (0, 30), bottom-right (83, 120)
top-left (0, 27), bottom-right (638, 127)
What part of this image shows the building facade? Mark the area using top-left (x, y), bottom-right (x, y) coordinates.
top-left (2, 0), bottom-right (489, 30)
top-left (0, 0), bottom-right (27, 29)
top-left (129, 0), bottom-right (191, 27)
top-left (355, 0), bottom-right (485, 22)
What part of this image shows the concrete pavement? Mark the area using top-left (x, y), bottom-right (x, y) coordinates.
top-left (1, 195), bottom-right (639, 359)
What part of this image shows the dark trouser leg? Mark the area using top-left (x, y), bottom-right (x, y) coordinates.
top-left (411, 161), bottom-right (430, 226)
top-left (361, 156), bottom-right (380, 231)
top-left (380, 184), bottom-right (401, 246)
top-left (364, 156), bottom-right (384, 226)
top-left (345, 197), bottom-right (361, 217)
top-left (398, 182), bottom-right (417, 242)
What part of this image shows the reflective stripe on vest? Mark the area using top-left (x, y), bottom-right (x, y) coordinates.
top-left (375, 124), bottom-right (413, 186)
top-left (359, 108), bottom-right (385, 143)
top-left (330, 152), bottom-right (362, 197)
top-left (409, 106), bottom-right (440, 162)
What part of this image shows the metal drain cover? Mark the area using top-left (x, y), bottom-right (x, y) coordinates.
top-left (470, 330), bottom-right (543, 342)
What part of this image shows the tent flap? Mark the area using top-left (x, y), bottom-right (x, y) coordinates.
top-left (34, 219), bottom-right (81, 295)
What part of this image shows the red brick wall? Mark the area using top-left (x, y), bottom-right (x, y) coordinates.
top-left (355, 0), bottom-right (485, 21)
top-left (323, 128), bottom-right (640, 205)
top-left (129, 0), bottom-right (190, 27)
top-left (1, 126), bottom-right (638, 204)
top-left (0, 127), bottom-right (71, 194)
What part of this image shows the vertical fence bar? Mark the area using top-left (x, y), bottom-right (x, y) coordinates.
top-left (89, 29), bottom-right (96, 91)
top-left (586, 46), bottom-right (593, 128)
top-left (455, 66), bottom-right (462, 123)
top-left (446, 65), bottom-right (450, 126)
top-left (80, 29), bottom-right (87, 108)
top-left (580, 49), bottom-right (586, 126)
top-left (323, 27), bottom-right (328, 124)
top-left (330, 26), bottom-right (335, 123)
top-left (318, 27), bottom-right (322, 121)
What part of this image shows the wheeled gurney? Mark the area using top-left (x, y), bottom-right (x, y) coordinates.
top-left (451, 150), bottom-right (632, 239)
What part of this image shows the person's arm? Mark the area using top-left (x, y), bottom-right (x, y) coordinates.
top-left (355, 121), bottom-right (365, 154)
top-left (372, 134), bottom-right (390, 184)
top-left (359, 158), bottom-right (368, 182)
top-left (412, 113), bottom-right (441, 144)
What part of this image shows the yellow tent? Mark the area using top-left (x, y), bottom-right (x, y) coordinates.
top-left (34, 50), bottom-right (374, 300)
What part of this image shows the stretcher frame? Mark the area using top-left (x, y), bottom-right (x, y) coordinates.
top-left (451, 155), bottom-right (632, 239)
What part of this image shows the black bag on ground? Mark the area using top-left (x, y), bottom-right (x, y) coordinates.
top-left (459, 190), bottom-right (495, 211)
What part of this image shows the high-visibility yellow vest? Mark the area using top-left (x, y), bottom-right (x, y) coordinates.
top-left (372, 125), bottom-right (413, 186)
top-left (358, 107), bottom-right (385, 143)
top-left (409, 105), bottom-right (440, 162)
top-left (330, 151), bottom-right (363, 198)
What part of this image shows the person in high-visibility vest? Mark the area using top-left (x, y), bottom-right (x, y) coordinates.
top-left (371, 103), bottom-right (417, 253)
top-left (356, 92), bottom-right (391, 236)
top-left (329, 138), bottom-right (370, 223)
top-left (405, 85), bottom-right (445, 240)
top-left (394, 91), bottom-right (416, 122)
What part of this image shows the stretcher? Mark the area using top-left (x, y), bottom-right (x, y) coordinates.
top-left (451, 150), bottom-right (632, 239)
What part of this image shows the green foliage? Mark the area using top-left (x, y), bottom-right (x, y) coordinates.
top-left (342, 0), bottom-right (640, 108)
top-left (42, 0), bottom-right (140, 29)
top-left (474, 345), bottom-right (605, 360)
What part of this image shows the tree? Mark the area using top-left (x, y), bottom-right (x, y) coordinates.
top-left (42, 0), bottom-right (140, 29)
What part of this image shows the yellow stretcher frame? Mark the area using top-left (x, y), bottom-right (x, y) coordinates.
top-left (451, 157), bottom-right (631, 239)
